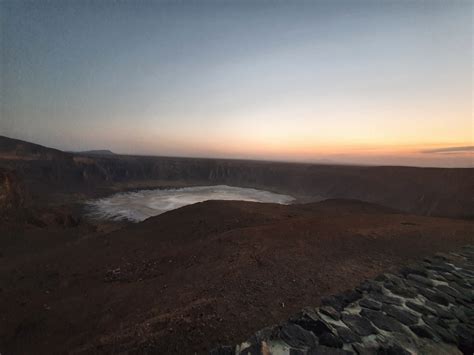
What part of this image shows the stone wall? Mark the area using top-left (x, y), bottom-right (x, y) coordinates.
top-left (212, 245), bottom-right (474, 354)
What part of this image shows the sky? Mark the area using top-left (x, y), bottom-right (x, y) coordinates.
top-left (1, 0), bottom-right (472, 167)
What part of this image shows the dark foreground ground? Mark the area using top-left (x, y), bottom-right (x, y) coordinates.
top-left (1, 199), bottom-right (473, 354)
top-left (214, 244), bottom-right (474, 354)
top-left (1, 135), bottom-right (473, 354)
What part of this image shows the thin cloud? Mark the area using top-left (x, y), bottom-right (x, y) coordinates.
top-left (421, 146), bottom-right (474, 154)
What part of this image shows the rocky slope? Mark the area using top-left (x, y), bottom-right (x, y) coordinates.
top-left (0, 135), bottom-right (473, 217)
top-left (1, 200), bottom-right (473, 354)
top-left (213, 245), bottom-right (474, 354)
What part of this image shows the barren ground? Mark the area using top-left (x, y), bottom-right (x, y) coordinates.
top-left (1, 199), bottom-right (473, 354)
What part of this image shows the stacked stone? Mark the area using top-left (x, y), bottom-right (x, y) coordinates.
top-left (211, 245), bottom-right (474, 354)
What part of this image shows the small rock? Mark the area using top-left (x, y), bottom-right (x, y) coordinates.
top-left (340, 289), bottom-right (362, 305)
top-left (409, 325), bottom-right (436, 339)
top-left (371, 293), bottom-right (403, 306)
top-left (290, 308), bottom-right (332, 336)
top-left (318, 332), bottom-right (343, 348)
top-left (359, 298), bottom-right (382, 311)
top-left (427, 264), bottom-right (454, 273)
top-left (406, 274), bottom-right (434, 287)
top-left (423, 301), bottom-right (454, 319)
top-left (384, 282), bottom-right (418, 298)
top-left (422, 316), bottom-right (458, 344)
top-left (278, 323), bottom-right (318, 349)
top-left (376, 344), bottom-right (411, 355)
top-left (357, 280), bottom-right (384, 294)
top-left (407, 284), bottom-right (451, 306)
top-left (360, 309), bottom-right (404, 333)
top-left (341, 314), bottom-right (377, 337)
top-left (456, 306), bottom-right (474, 322)
top-left (405, 301), bottom-right (436, 316)
top-left (319, 306), bottom-right (341, 320)
top-left (456, 324), bottom-right (474, 354)
top-left (322, 290), bottom-right (362, 312)
top-left (334, 326), bottom-right (361, 343)
top-left (382, 305), bottom-right (418, 326)
top-left (321, 296), bottom-right (345, 312)
top-left (435, 284), bottom-right (458, 297)
top-left (400, 266), bottom-right (428, 278)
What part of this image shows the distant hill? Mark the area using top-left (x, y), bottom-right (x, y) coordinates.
top-left (79, 150), bottom-right (116, 156)
top-left (0, 136), bottom-right (117, 158)
top-left (0, 135), bottom-right (71, 161)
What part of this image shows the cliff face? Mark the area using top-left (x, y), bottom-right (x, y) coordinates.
top-left (0, 169), bottom-right (26, 219)
top-left (0, 135), bottom-right (473, 218)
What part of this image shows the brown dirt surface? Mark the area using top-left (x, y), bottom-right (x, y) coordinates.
top-left (1, 199), bottom-right (473, 354)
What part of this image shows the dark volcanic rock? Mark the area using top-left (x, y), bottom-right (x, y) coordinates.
top-left (318, 332), bottom-right (343, 348)
top-left (454, 307), bottom-right (470, 323)
top-left (423, 301), bottom-right (455, 319)
top-left (376, 344), bottom-right (411, 355)
top-left (334, 326), bottom-right (361, 344)
top-left (405, 301), bottom-right (436, 316)
top-left (400, 266), bottom-right (429, 278)
top-left (434, 284), bottom-right (459, 298)
top-left (341, 314), bottom-right (377, 337)
top-left (321, 296), bottom-right (346, 312)
top-left (216, 245), bottom-right (474, 355)
top-left (278, 323), bottom-right (318, 349)
top-left (371, 293), bottom-right (403, 306)
top-left (427, 263), bottom-right (455, 273)
top-left (456, 324), bottom-right (474, 354)
top-left (406, 284), bottom-right (452, 306)
top-left (321, 290), bottom-right (362, 312)
top-left (382, 305), bottom-right (419, 326)
top-left (384, 282), bottom-right (418, 298)
top-left (422, 316), bottom-right (458, 344)
top-left (340, 289), bottom-right (362, 305)
top-left (409, 325), bottom-right (435, 339)
top-left (319, 306), bottom-right (340, 320)
top-left (406, 274), bottom-right (434, 287)
top-left (360, 309), bottom-right (405, 333)
top-left (357, 280), bottom-right (384, 294)
top-left (359, 298), bottom-right (382, 311)
top-left (290, 308), bottom-right (332, 336)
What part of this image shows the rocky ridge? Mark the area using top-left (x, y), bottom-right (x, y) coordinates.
top-left (212, 245), bottom-right (474, 354)
top-left (1, 135), bottom-right (473, 217)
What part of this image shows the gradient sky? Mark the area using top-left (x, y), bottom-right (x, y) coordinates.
top-left (1, 0), bottom-right (472, 167)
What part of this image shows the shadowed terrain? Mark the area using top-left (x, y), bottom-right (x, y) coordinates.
top-left (1, 135), bottom-right (473, 218)
top-left (0, 136), bottom-right (473, 354)
top-left (1, 199), bottom-right (473, 354)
